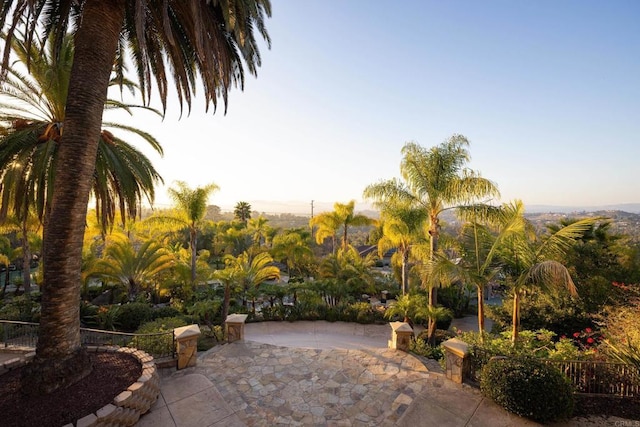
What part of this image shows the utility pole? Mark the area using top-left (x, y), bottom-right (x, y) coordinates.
top-left (310, 200), bottom-right (315, 238)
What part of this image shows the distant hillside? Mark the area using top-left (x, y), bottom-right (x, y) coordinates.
top-left (527, 203), bottom-right (640, 214)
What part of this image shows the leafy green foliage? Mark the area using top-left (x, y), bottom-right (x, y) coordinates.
top-left (114, 302), bottom-right (153, 332)
top-left (480, 357), bottom-right (574, 423)
top-left (409, 338), bottom-right (444, 360)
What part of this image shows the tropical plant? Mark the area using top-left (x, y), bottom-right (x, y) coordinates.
top-left (214, 251), bottom-right (280, 321)
top-left (377, 206), bottom-right (426, 295)
top-left (234, 201), bottom-right (252, 225)
top-left (89, 233), bottom-right (174, 301)
top-left (493, 202), bottom-right (597, 343)
top-left (0, 31), bottom-right (163, 234)
top-left (318, 246), bottom-right (378, 297)
top-left (146, 181), bottom-right (219, 287)
top-left (364, 135), bottom-right (499, 336)
top-left (310, 200), bottom-right (372, 253)
top-left (1, 0), bottom-right (271, 394)
top-left (270, 229), bottom-right (314, 280)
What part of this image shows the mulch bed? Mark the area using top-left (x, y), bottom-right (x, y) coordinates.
top-left (574, 395), bottom-right (640, 420)
top-left (0, 352), bottom-right (142, 427)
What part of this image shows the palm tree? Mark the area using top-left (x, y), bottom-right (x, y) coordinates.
top-left (247, 215), bottom-right (276, 250)
top-left (309, 210), bottom-right (341, 254)
top-left (146, 181), bottom-right (219, 288)
top-left (0, 32), bottom-right (163, 234)
top-left (377, 206), bottom-right (426, 295)
top-left (214, 251), bottom-right (280, 321)
top-left (2, 0), bottom-right (271, 394)
top-left (89, 233), bottom-right (174, 301)
top-left (493, 201), bottom-right (597, 344)
top-left (364, 135), bottom-right (499, 334)
top-left (234, 201), bottom-right (252, 226)
top-left (271, 229), bottom-right (314, 280)
top-left (310, 200), bottom-right (373, 253)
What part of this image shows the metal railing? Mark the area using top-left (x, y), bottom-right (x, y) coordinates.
top-left (544, 359), bottom-right (640, 397)
top-left (0, 320), bottom-right (175, 359)
top-left (466, 347), bottom-right (640, 397)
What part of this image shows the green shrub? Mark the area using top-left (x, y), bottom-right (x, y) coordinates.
top-left (409, 338), bottom-right (444, 360)
top-left (115, 302), bottom-right (153, 332)
top-left (134, 316), bottom-right (188, 356)
top-left (151, 305), bottom-right (182, 320)
top-left (480, 357), bottom-right (574, 423)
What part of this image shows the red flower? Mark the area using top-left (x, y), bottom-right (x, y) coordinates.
top-left (587, 337), bottom-right (595, 344)
top-left (573, 332), bottom-right (580, 338)
top-left (585, 328), bottom-right (592, 333)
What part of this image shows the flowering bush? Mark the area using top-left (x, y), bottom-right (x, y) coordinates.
top-left (455, 328), bottom-right (590, 361)
top-left (566, 327), bottom-right (603, 353)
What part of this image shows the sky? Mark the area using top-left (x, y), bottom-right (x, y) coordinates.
top-left (106, 0), bottom-right (640, 214)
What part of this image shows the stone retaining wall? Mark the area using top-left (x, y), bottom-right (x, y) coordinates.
top-left (1, 346), bottom-right (160, 427)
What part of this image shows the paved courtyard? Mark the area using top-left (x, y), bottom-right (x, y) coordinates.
top-left (138, 321), bottom-right (545, 426)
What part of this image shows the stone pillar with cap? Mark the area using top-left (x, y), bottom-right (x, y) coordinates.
top-left (225, 314), bottom-right (248, 343)
top-left (174, 324), bottom-right (201, 370)
top-left (388, 321), bottom-right (414, 351)
top-left (441, 338), bottom-right (470, 384)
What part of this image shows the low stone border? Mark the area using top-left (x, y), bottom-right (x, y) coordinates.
top-left (1, 346), bottom-right (161, 426)
top-left (67, 346), bottom-right (161, 427)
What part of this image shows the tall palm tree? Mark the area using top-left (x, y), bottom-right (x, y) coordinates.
top-left (89, 233), bottom-right (174, 301)
top-left (0, 32), bottom-right (163, 234)
top-left (234, 201), bottom-right (252, 226)
top-left (310, 200), bottom-right (373, 253)
top-left (364, 135), bottom-right (499, 334)
top-left (309, 210), bottom-right (341, 254)
top-left (1, 0), bottom-right (271, 394)
top-left (377, 206), bottom-right (426, 295)
top-left (149, 181), bottom-right (219, 286)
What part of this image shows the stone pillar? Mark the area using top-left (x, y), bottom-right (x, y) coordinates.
top-left (174, 324), bottom-right (201, 370)
top-left (388, 322), bottom-right (414, 351)
top-left (442, 338), bottom-right (470, 384)
top-left (225, 314), bottom-right (248, 343)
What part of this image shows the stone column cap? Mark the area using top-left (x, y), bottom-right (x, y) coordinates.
top-left (225, 314), bottom-right (248, 324)
top-left (442, 338), bottom-right (469, 357)
top-left (174, 324), bottom-right (201, 340)
top-left (389, 321), bottom-right (413, 333)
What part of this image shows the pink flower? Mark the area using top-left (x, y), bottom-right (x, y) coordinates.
top-left (561, 335), bottom-right (566, 339)
top-left (573, 332), bottom-right (580, 338)
top-left (587, 337), bottom-right (595, 344)
top-left (585, 328), bottom-right (592, 333)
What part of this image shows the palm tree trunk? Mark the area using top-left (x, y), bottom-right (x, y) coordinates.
top-left (22, 0), bottom-right (125, 395)
top-left (427, 214), bottom-right (439, 338)
top-left (477, 285), bottom-right (485, 343)
top-left (222, 283), bottom-right (231, 321)
top-left (511, 291), bottom-right (520, 345)
top-left (401, 251), bottom-right (409, 295)
top-left (190, 226), bottom-right (198, 285)
top-left (21, 221), bottom-right (31, 294)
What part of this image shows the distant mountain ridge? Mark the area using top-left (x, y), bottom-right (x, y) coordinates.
top-left (228, 200), bottom-right (640, 216)
top-left (526, 203), bottom-right (640, 214)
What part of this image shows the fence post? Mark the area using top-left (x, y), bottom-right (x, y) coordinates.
top-left (388, 322), bottom-right (414, 351)
top-left (225, 314), bottom-right (248, 343)
top-left (173, 324), bottom-right (201, 370)
top-left (442, 338), bottom-right (470, 384)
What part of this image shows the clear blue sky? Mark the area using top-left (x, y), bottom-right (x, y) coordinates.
top-left (109, 0), bottom-right (640, 213)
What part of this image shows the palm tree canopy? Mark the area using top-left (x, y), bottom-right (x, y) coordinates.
top-left (1, 0), bottom-right (272, 114)
top-left (0, 31), bottom-right (163, 229)
top-left (364, 135), bottom-right (499, 218)
top-left (90, 233), bottom-right (174, 294)
top-left (167, 181), bottom-right (219, 226)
